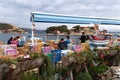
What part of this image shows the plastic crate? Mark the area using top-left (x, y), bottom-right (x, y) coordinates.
top-left (51, 50), bottom-right (61, 63)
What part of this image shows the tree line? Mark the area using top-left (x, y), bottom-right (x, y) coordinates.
top-left (45, 25), bottom-right (94, 34)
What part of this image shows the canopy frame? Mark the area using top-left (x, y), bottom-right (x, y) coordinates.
top-left (30, 12), bottom-right (120, 45)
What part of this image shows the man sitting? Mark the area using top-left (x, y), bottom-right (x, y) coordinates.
top-left (58, 38), bottom-right (67, 50)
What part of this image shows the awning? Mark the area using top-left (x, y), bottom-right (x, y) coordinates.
top-left (30, 12), bottom-right (120, 25)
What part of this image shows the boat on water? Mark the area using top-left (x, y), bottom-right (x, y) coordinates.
top-left (89, 33), bottom-right (112, 47)
top-left (89, 40), bottom-right (109, 47)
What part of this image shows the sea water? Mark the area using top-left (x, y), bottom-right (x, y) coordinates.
top-left (0, 33), bottom-right (80, 44)
top-left (0, 31), bottom-right (119, 44)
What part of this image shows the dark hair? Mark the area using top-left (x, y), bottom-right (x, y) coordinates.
top-left (61, 38), bottom-right (64, 41)
top-left (66, 36), bottom-right (70, 39)
top-left (82, 32), bottom-right (85, 35)
top-left (16, 36), bottom-right (20, 39)
top-left (10, 37), bottom-right (13, 40)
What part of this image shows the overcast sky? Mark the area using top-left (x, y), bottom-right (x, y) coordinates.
top-left (0, 0), bottom-right (120, 32)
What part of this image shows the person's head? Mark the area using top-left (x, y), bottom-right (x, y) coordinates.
top-left (82, 32), bottom-right (85, 35)
top-left (16, 36), bottom-right (20, 39)
top-left (13, 36), bottom-right (19, 40)
top-left (10, 37), bottom-right (13, 40)
top-left (66, 36), bottom-right (70, 39)
top-left (60, 38), bottom-right (64, 41)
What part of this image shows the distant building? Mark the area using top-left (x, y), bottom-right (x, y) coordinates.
top-left (81, 26), bottom-right (90, 31)
top-left (70, 26), bottom-right (94, 35)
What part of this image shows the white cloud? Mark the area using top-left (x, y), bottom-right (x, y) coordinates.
top-left (99, 25), bottom-right (120, 32)
top-left (0, 0), bottom-right (120, 31)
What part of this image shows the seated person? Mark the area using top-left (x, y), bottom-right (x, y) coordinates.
top-left (64, 36), bottom-right (71, 49)
top-left (7, 37), bottom-right (14, 44)
top-left (11, 36), bottom-right (20, 47)
top-left (58, 38), bottom-right (67, 50)
top-left (65, 36), bottom-right (71, 44)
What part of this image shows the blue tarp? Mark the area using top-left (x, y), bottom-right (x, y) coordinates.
top-left (31, 12), bottom-right (120, 25)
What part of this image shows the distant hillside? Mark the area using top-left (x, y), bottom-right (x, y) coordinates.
top-left (0, 23), bottom-right (13, 30)
top-left (0, 23), bottom-right (27, 33)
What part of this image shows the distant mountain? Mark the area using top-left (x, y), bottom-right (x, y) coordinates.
top-left (0, 23), bottom-right (26, 33)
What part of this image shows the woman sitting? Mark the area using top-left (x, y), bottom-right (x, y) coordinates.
top-left (11, 36), bottom-right (20, 47)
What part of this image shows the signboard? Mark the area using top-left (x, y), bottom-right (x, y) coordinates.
top-left (5, 49), bottom-right (17, 56)
top-left (0, 44), bottom-right (17, 56)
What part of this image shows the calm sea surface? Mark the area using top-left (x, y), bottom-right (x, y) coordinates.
top-left (0, 31), bottom-right (120, 44)
top-left (0, 33), bottom-right (79, 44)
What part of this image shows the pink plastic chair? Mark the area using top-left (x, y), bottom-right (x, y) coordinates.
top-left (73, 45), bottom-right (82, 53)
top-left (42, 46), bottom-right (52, 55)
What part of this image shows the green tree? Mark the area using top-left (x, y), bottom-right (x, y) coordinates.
top-left (73, 25), bottom-right (83, 33)
top-left (46, 25), bottom-right (70, 34)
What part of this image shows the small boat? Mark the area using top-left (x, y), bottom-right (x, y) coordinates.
top-left (89, 35), bottom-right (110, 47)
top-left (89, 40), bottom-right (109, 47)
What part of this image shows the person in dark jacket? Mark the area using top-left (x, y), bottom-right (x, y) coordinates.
top-left (79, 32), bottom-right (87, 43)
top-left (58, 38), bottom-right (67, 50)
top-left (7, 37), bottom-right (13, 44)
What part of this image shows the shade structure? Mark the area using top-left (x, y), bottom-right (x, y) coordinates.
top-left (31, 12), bottom-right (120, 25)
top-left (30, 12), bottom-right (120, 46)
